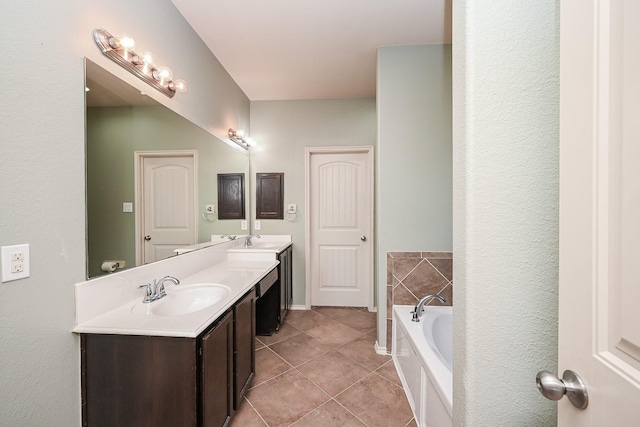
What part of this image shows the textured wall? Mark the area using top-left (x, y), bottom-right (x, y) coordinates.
top-left (376, 44), bottom-right (453, 349)
top-left (0, 2), bottom-right (249, 425)
top-left (452, 1), bottom-right (559, 425)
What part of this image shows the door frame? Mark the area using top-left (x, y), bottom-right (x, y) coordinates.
top-left (134, 150), bottom-right (198, 266)
top-left (304, 146), bottom-right (374, 310)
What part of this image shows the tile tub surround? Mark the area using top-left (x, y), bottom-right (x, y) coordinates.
top-left (386, 252), bottom-right (453, 351)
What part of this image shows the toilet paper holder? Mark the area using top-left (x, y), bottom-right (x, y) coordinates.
top-left (101, 260), bottom-right (125, 273)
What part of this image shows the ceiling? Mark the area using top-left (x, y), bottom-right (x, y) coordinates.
top-left (171, 0), bottom-right (451, 101)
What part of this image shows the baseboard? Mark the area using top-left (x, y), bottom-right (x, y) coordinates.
top-left (289, 305), bottom-right (307, 310)
top-left (374, 340), bottom-right (388, 355)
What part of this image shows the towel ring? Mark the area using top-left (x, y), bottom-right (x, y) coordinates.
top-left (202, 210), bottom-right (216, 222)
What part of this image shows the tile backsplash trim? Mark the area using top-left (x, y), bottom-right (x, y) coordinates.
top-left (386, 251), bottom-right (453, 352)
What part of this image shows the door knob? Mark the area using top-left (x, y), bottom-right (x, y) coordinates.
top-left (536, 370), bottom-right (588, 409)
top-left (144, 235), bottom-right (152, 241)
top-left (360, 235), bottom-right (366, 241)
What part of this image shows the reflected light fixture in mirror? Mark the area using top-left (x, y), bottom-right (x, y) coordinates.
top-left (93, 28), bottom-right (187, 98)
top-left (228, 128), bottom-right (256, 150)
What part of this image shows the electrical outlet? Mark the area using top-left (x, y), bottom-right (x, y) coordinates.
top-left (2, 244), bottom-right (30, 282)
top-left (11, 261), bottom-right (24, 273)
top-left (123, 202), bottom-right (133, 213)
top-left (254, 220), bottom-right (261, 230)
top-left (241, 220), bottom-right (248, 230)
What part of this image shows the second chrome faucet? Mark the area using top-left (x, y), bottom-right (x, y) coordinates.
top-left (411, 294), bottom-right (446, 322)
top-left (138, 275), bottom-right (180, 303)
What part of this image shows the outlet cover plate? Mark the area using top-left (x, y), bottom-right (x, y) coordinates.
top-left (2, 244), bottom-right (30, 282)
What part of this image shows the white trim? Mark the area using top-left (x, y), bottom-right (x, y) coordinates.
top-left (374, 340), bottom-right (388, 355)
top-left (304, 146), bottom-right (375, 310)
top-left (289, 305), bottom-right (308, 311)
top-left (134, 150), bottom-right (198, 266)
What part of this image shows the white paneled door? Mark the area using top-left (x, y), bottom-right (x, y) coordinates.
top-left (136, 151), bottom-right (197, 265)
top-left (306, 147), bottom-right (373, 308)
top-left (556, 0), bottom-right (640, 424)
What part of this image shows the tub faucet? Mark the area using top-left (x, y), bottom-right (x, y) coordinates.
top-left (138, 275), bottom-right (180, 303)
top-left (411, 295), bottom-right (446, 322)
top-left (244, 234), bottom-right (261, 247)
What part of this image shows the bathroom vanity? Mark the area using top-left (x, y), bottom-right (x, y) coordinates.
top-left (73, 239), bottom-right (282, 427)
top-left (81, 288), bottom-right (255, 426)
top-left (227, 237), bottom-right (292, 335)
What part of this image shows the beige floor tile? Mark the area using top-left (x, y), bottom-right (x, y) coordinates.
top-left (297, 350), bottom-right (371, 397)
top-left (269, 333), bottom-right (331, 367)
top-left (335, 373), bottom-right (414, 427)
top-left (291, 400), bottom-right (366, 426)
top-left (285, 309), bottom-right (334, 331)
top-left (337, 332), bottom-right (390, 371)
top-left (258, 321), bottom-right (302, 346)
top-left (312, 307), bottom-right (377, 332)
top-left (230, 398), bottom-right (267, 426)
top-left (375, 359), bottom-right (403, 387)
top-left (246, 370), bottom-right (330, 427)
top-left (305, 320), bottom-right (364, 347)
top-left (253, 347), bottom-right (292, 387)
top-left (256, 337), bottom-right (266, 350)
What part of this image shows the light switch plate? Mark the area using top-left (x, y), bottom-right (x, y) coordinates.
top-left (1, 244), bottom-right (30, 282)
top-left (123, 202), bottom-right (133, 213)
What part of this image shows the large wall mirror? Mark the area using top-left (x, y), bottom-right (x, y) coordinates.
top-left (85, 59), bottom-right (250, 278)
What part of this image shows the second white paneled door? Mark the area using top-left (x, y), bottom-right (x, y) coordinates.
top-left (306, 147), bottom-right (373, 308)
top-left (135, 150), bottom-right (197, 265)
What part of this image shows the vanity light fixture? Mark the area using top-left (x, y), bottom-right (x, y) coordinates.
top-left (93, 28), bottom-right (187, 98)
top-left (228, 128), bottom-right (256, 149)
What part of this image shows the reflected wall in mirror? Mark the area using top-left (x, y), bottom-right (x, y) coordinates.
top-left (85, 59), bottom-right (250, 278)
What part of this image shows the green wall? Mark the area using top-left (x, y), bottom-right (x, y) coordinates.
top-left (86, 105), bottom-right (249, 277)
top-left (376, 44), bottom-right (453, 348)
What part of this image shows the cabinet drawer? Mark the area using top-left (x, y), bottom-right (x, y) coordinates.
top-left (255, 267), bottom-right (278, 298)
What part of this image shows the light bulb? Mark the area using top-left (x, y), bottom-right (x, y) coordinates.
top-left (154, 66), bottom-right (173, 85)
top-left (117, 34), bottom-right (135, 50)
top-left (245, 137), bottom-right (257, 147)
top-left (172, 79), bottom-right (188, 93)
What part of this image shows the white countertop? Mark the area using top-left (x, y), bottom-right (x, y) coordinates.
top-left (72, 259), bottom-right (278, 338)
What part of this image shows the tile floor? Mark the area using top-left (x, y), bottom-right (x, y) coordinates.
top-left (230, 307), bottom-right (416, 427)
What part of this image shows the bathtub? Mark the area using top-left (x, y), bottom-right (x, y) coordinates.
top-left (392, 305), bottom-right (452, 427)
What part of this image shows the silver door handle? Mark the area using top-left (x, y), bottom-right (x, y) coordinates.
top-left (536, 370), bottom-right (588, 409)
top-left (144, 235), bottom-right (152, 241)
top-left (361, 235), bottom-right (366, 241)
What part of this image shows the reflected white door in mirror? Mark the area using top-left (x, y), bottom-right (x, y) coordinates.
top-left (136, 151), bottom-right (197, 264)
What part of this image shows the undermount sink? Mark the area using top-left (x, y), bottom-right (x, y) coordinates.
top-left (247, 242), bottom-right (282, 249)
top-left (131, 283), bottom-right (231, 317)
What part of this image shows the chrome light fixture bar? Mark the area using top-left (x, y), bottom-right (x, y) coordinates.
top-left (228, 128), bottom-right (247, 148)
top-left (93, 28), bottom-right (187, 98)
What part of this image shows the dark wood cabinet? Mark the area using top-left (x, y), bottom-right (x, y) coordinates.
top-left (217, 173), bottom-right (245, 220)
top-left (201, 311), bottom-right (233, 427)
top-left (233, 289), bottom-right (255, 409)
top-left (256, 247), bottom-right (292, 336)
top-left (255, 173), bottom-right (284, 219)
top-left (279, 245), bottom-right (293, 322)
top-left (81, 288), bottom-right (256, 427)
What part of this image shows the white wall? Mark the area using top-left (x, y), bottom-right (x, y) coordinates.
top-left (0, 2), bottom-right (249, 424)
top-left (376, 44), bottom-right (453, 348)
top-left (452, 1), bottom-right (559, 425)
top-left (249, 99), bottom-right (376, 306)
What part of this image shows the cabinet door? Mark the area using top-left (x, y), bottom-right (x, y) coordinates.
top-left (233, 289), bottom-right (256, 409)
top-left (82, 334), bottom-right (197, 427)
top-left (201, 311), bottom-right (233, 427)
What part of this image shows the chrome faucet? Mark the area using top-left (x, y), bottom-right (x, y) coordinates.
top-left (138, 275), bottom-right (180, 303)
top-left (244, 234), bottom-right (261, 247)
top-left (411, 294), bottom-right (446, 322)
top-left (221, 234), bottom-right (237, 240)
